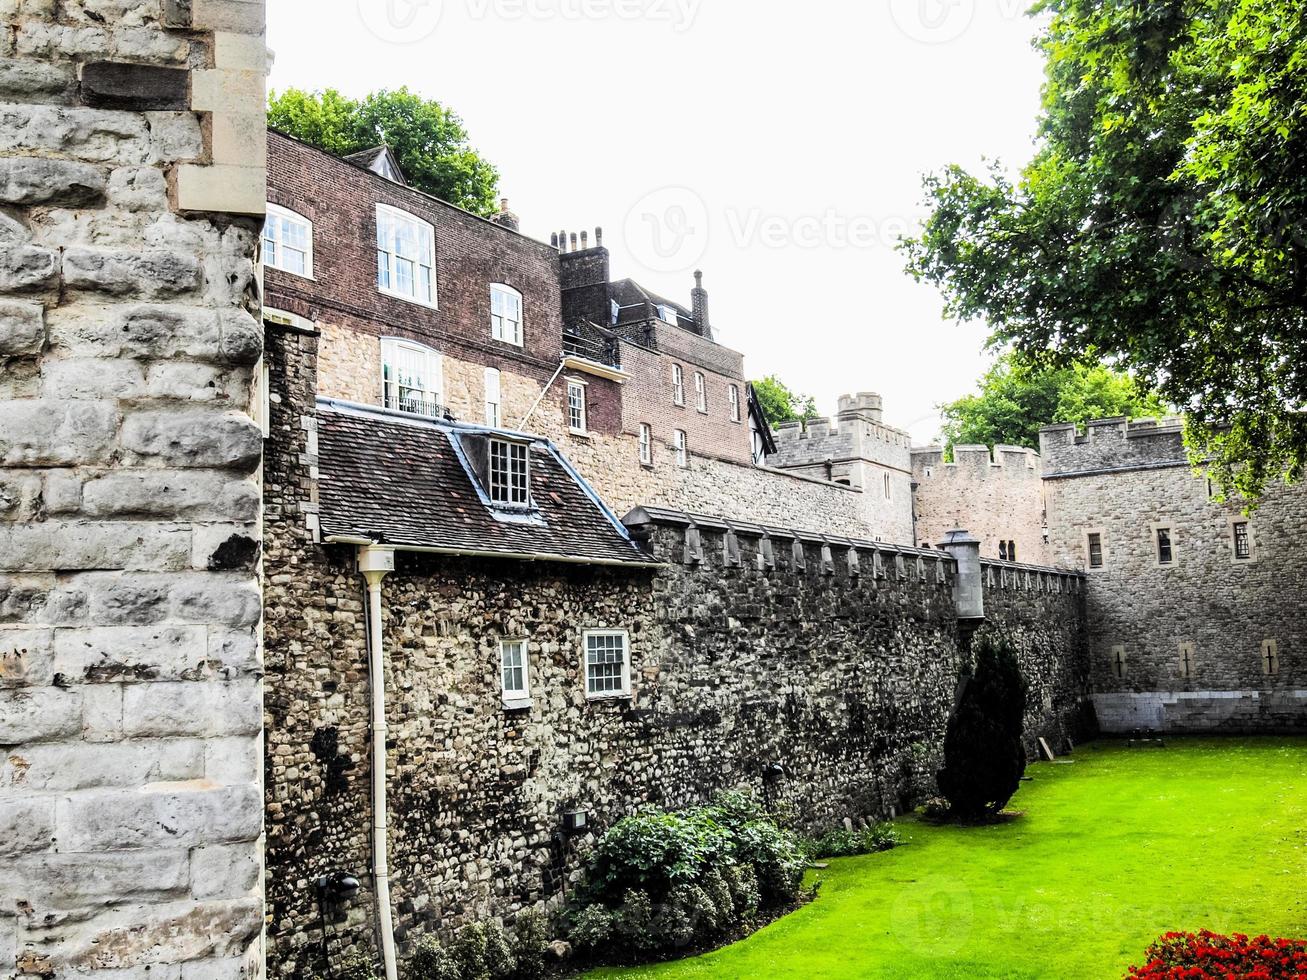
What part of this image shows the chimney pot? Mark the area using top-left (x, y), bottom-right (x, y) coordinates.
top-left (595, 227), bottom-right (603, 246)
top-left (550, 232), bottom-right (558, 248)
top-left (581, 230), bottom-right (588, 249)
top-left (570, 232), bottom-right (578, 250)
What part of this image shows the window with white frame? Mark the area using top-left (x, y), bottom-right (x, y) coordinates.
top-left (488, 438), bottom-right (529, 507)
top-left (694, 372), bottom-right (707, 413)
top-left (584, 630), bottom-right (630, 698)
top-left (638, 423), bottom-right (652, 465)
top-left (657, 304), bottom-right (678, 326)
top-left (728, 384), bottom-right (741, 422)
top-left (567, 379), bottom-right (587, 433)
top-left (376, 204), bottom-right (436, 306)
top-left (672, 364), bottom-right (685, 405)
top-left (883, 473), bottom-right (892, 499)
top-left (381, 338), bottom-right (442, 416)
top-left (484, 367), bottom-right (501, 427)
top-left (490, 284), bottom-right (523, 345)
top-left (673, 429), bottom-right (688, 468)
top-left (500, 638), bottom-right (529, 703)
top-left (263, 203), bottom-right (313, 278)
top-left (1156, 527), bottom-right (1174, 565)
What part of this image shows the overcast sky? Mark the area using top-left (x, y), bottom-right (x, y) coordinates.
top-left (268, 0), bottom-right (1048, 443)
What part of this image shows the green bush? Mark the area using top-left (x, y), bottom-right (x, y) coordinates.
top-left (805, 821), bottom-right (901, 859)
top-left (410, 936), bottom-right (461, 980)
top-left (511, 910), bottom-right (550, 978)
top-left (568, 791), bottom-right (804, 965)
top-left (937, 633), bottom-right (1029, 819)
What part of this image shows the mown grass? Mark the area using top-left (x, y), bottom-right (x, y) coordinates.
top-left (585, 738), bottom-right (1307, 980)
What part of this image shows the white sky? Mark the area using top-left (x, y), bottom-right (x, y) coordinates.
top-left (268, 0), bottom-right (1047, 443)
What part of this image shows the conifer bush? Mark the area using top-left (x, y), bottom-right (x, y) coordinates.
top-left (936, 633), bottom-right (1029, 819)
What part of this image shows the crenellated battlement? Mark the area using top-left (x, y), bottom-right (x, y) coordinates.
top-left (1040, 417), bottom-right (1187, 477)
top-left (770, 390), bottom-right (912, 467)
top-left (912, 443), bottom-right (1042, 476)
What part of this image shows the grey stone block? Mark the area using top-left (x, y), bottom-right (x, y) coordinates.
top-left (0, 795), bottom-right (55, 856)
top-left (63, 247), bottom-right (202, 298)
top-left (121, 410), bottom-right (262, 470)
top-left (0, 299), bottom-right (44, 356)
top-left (56, 782), bottom-right (263, 850)
top-left (0, 687), bottom-right (82, 744)
top-left (0, 244), bottom-right (58, 292)
top-left (0, 156), bottom-right (105, 205)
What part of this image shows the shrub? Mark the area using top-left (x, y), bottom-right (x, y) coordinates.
top-left (451, 924), bottom-right (489, 980)
top-left (936, 633), bottom-right (1029, 819)
top-left (410, 936), bottom-right (461, 980)
top-left (511, 909), bottom-right (550, 978)
top-left (482, 924), bottom-right (515, 979)
top-left (569, 904), bottom-right (615, 952)
top-left (1126, 930), bottom-right (1307, 978)
top-left (568, 791), bottom-right (805, 964)
top-left (806, 822), bottom-right (900, 859)
top-left (314, 953), bottom-right (380, 980)
top-left (583, 808), bottom-right (733, 904)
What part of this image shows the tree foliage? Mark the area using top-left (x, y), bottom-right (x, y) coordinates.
top-left (940, 351), bottom-right (1167, 451)
top-left (267, 87), bottom-right (500, 216)
top-left (901, 0), bottom-right (1307, 502)
top-left (937, 634), bottom-right (1029, 820)
top-left (751, 374), bottom-right (818, 426)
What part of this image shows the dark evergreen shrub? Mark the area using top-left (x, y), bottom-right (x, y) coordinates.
top-left (936, 633), bottom-right (1029, 819)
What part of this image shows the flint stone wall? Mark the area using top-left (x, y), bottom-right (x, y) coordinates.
top-left (0, 1), bottom-right (267, 977)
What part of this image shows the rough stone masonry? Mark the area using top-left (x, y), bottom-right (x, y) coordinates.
top-left (0, 1), bottom-right (267, 977)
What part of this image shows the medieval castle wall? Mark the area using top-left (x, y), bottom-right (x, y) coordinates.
top-left (261, 323), bottom-right (1093, 976)
top-left (1041, 418), bottom-right (1307, 733)
top-left (913, 444), bottom-right (1050, 564)
top-left (767, 393), bottom-right (915, 542)
top-left (0, 2), bottom-right (267, 976)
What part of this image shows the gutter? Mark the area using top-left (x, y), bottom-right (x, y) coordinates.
top-left (324, 536), bottom-right (663, 569)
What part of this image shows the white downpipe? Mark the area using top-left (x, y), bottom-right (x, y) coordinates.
top-left (360, 548), bottom-right (398, 980)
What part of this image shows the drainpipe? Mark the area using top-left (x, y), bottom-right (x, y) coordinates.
top-left (359, 546), bottom-right (398, 980)
top-left (515, 360), bottom-right (567, 431)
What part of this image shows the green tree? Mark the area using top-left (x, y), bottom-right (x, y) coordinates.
top-left (268, 87), bottom-right (500, 216)
top-left (939, 351), bottom-right (1166, 452)
top-left (901, 0), bottom-right (1307, 502)
top-left (751, 375), bottom-right (818, 426)
top-left (937, 634), bottom-right (1029, 821)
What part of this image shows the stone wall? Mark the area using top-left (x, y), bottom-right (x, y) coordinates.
top-left (0, 2), bottom-right (266, 977)
top-left (913, 444), bottom-right (1049, 564)
top-left (263, 323), bottom-right (1093, 976)
top-left (767, 392), bottom-right (915, 542)
top-left (1041, 418), bottom-right (1307, 733)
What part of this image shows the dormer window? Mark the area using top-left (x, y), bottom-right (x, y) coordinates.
top-left (491, 284), bottom-right (523, 346)
top-left (489, 438), bottom-right (530, 508)
top-left (658, 304), bottom-right (678, 326)
top-left (610, 299), bottom-right (621, 325)
top-left (381, 338), bottom-right (442, 417)
top-left (376, 204), bottom-right (436, 307)
top-left (263, 203), bottom-right (313, 278)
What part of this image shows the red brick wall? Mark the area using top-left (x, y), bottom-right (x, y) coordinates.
top-left (265, 131), bottom-right (563, 383)
top-left (619, 334), bottom-right (752, 466)
top-left (265, 131), bottom-right (629, 437)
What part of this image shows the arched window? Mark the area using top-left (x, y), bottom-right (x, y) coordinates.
top-left (376, 204), bottom-right (436, 306)
top-left (263, 203), bottom-right (313, 278)
top-left (490, 283), bottom-right (523, 345)
top-left (380, 337), bottom-right (442, 417)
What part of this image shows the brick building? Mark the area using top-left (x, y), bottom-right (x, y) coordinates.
top-left (264, 132), bottom-right (885, 539)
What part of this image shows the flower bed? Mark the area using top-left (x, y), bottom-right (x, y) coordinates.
top-left (1126, 930), bottom-right (1307, 979)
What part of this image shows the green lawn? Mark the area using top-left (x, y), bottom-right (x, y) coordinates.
top-left (586, 738), bottom-right (1307, 980)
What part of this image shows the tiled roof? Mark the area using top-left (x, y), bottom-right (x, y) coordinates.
top-left (316, 400), bottom-right (657, 567)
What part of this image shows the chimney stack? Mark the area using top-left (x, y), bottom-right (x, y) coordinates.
top-left (691, 269), bottom-right (712, 340)
top-left (491, 197), bottom-right (520, 232)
